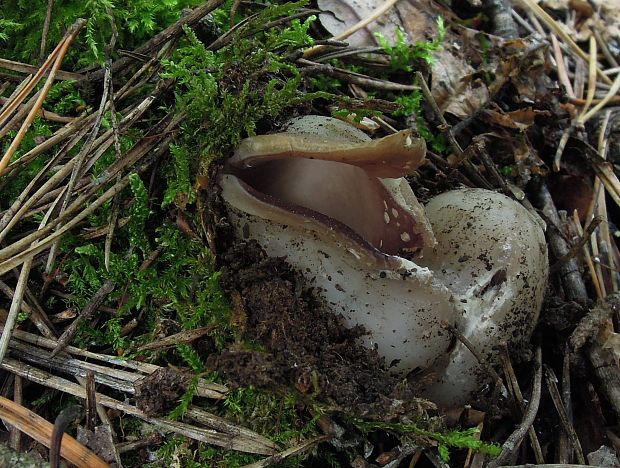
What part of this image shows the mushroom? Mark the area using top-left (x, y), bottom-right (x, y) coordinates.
top-left (217, 115), bottom-right (548, 406)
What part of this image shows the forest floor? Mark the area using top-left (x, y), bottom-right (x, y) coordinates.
top-left (1, 0), bottom-right (620, 466)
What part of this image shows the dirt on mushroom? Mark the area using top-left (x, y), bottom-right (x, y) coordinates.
top-left (206, 222), bottom-right (433, 419)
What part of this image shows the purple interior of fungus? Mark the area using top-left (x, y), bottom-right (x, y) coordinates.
top-left (232, 157), bottom-right (425, 256)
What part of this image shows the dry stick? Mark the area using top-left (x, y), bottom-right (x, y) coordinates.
top-left (51, 280), bottom-right (116, 357)
top-left (0, 88), bottom-right (43, 142)
top-left (9, 376), bottom-right (22, 452)
top-left (0, 197), bottom-right (59, 363)
top-left (5, 327), bottom-right (227, 398)
top-left (297, 58), bottom-right (418, 91)
top-left (0, 19), bottom-right (86, 174)
top-left (519, 0), bottom-right (611, 85)
top-left (499, 465), bottom-right (608, 468)
top-left (116, 432), bottom-right (162, 454)
top-left (544, 366), bottom-right (586, 464)
top-left (440, 321), bottom-right (504, 387)
top-left (597, 110), bottom-right (619, 293)
top-left (0, 176), bottom-right (127, 276)
top-left (0, 358), bottom-right (275, 455)
top-left (416, 72), bottom-right (494, 190)
top-left (0, 395), bottom-right (108, 468)
top-left (594, 27), bottom-right (619, 69)
top-left (500, 350), bottom-right (545, 464)
top-left (550, 34), bottom-right (575, 98)
top-left (0, 111), bottom-right (96, 177)
top-left (137, 325), bottom-right (216, 351)
top-left (0, 280), bottom-right (54, 338)
top-left (0, 97), bottom-right (163, 260)
top-left (45, 59), bottom-right (113, 275)
top-left (0, 258), bottom-right (33, 363)
top-left (10, 340), bottom-right (138, 394)
top-left (242, 435), bottom-right (331, 468)
top-left (587, 343), bottom-right (620, 422)
top-left (531, 180), bottom-right (588, 302)
top-left (550, 215), bottom-right (603, 273)
top-left (0, 59), bottom-right (82, 81)
top-left (586, 110), bottom-right (616, 282)
top-left (39, 0), bottom-right (55, 65)
top-left (582, 35), bottom-right (598, 116)
top-left (415, 71), bottom-right (463, 154)
top-left (185, 408), bottom-right (279, 448)
top-left (303, 0), bottom-right (401, 57)
top-left (580, 71), bottom-right (620, 124)
top-left (0, 96), bottom-right (74, 123)
top-left (487, 346), bottom-right (542, 468)
top-left (558, 344), bottom-right (573, 464)
top-left (572, 211), bottom-right (605, 301)
top-left (553, 35), bottom-right (597, 172)
top-left (573, 55), bottom-right (586, 100)
top-left (0, 77), bottom-right (32, 116)
top-left (49, 405), bottom-right (83, 468)
top-left (0, 126), bottom-right (85, 240)
top-left (85, 371), bottom-right (97, 432)
top-left (0, 45), bottom-right (61, 128)
top-left (314, 45), bottom-right (386, 63)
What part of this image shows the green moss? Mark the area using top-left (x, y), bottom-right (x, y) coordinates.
top-left (0, 0), bottom-right (205, 67)
top-left (351, 418), bottom-right (501, 462)
top-left (160, 2), bottom-right (332, 207)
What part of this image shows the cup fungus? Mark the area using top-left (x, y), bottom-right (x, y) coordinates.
top-left (217, 115), bottom-right (548, 406)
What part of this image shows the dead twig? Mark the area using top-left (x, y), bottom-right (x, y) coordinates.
top-left (0, 395), bottom-right (108, 468)
top-left (298, 58), bottom-right (419, 91)
top-left (441, 321), bottom-right (504, 388)
top-left (0, 58), bottom-right (83, 82)
top-left (303, 0), bottom-right (401, 57)
top-left (551, 216), bottom-right (603, 273)
top-left (487, 346), bottom-right (542, 468)
top-left (85, 371), bottom-right (97, 432)
top-left (242, 435), bottom-right (331, 467)
top-left (51, 280), bottom-right (116, 357)
top-left (587, 342), bottom-right (620, 422)
top-left (0, 18), bottom-right (87, 174)
top-left (530, 179), bottom-right (588, 302)
top-left (0, 357), bottom-right (275, 455)
top-left (9, 376), bottom-right (22, 452)
top-left (39, 0), bottom-right (55, 65)
top-left (137, 325), bottom-right (216, 351)
top-left (544, 366), bottom-right (586, 464)
top-left (50, 405), bottom-right (83, 468)
top-left (500, 349), bottom-right (545, 464)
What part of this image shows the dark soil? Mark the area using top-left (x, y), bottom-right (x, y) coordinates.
top-left (135, 367), bottom-right (191, 416)
top-left (202, 181), bottom-right (431, 420)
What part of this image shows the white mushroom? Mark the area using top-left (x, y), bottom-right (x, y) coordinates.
top-left (217, 116), bottom-right (548, 406)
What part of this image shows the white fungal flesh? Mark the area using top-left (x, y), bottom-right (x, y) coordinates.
top-left (218, 116), bottom-right (548, 406)
top-left (226, 206), bottom-right (456, 372)
top-left (419, 189), bottom-right (548, 405)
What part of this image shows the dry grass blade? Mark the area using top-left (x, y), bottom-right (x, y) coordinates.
top-left (579, 72), bottom-right (620, 124)
top-left (0, 395), bottom-right (108, 468)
